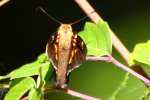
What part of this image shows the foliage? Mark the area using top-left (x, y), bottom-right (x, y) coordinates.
top-left (129, 40), bottom-right (150, 78)
top-left (129, 40), bottom-right (150, 66)
top-left (0, 53), bottom-right (52, 100)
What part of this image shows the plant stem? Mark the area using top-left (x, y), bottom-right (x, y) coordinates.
top-left (65, 88), bottom-right (100, 100)
top-left (87, 55), bottom-right (150, 86)
top-left (111, 57), bottom-right (150, 86)
top-left (0, 0), bottom-right (10, 7)
top-left (86, 56), bottom-right (112, 62)
top-left (44, 84), bottom-right (100, 100)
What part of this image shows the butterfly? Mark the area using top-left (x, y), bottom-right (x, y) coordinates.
top-left (46, 24), bottom-right (87, 88)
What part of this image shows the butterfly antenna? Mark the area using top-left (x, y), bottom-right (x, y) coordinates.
top-left (70, 10), bottom-right (95, 25)
top-left (37, 6), bottom-right (62, 24)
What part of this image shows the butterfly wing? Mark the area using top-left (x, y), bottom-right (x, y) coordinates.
top-left (46, 34), bottom-right (59, 70)
top-left (46, 33), bottom-right (87, 74)
top-left (68, 35), bottom-right (87, 73)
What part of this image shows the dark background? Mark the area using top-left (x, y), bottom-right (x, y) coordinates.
top-left (0, 0), bottom-right (150, 99)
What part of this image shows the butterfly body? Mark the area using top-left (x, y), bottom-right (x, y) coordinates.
top-left (46, 24), bottom-right (87, 88)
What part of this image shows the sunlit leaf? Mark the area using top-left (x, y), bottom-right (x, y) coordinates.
top-left (4, 77), bottom-right (35, 100)
top-left (128, 40), bottom-right (150, 66)
top-left (29, 88), bottom-right (43, 100)
top-left (78, 21), bottom-right (112, 56)
top-left (37, 63), bottom-right (51, 89)
top-left (0, 75), bottom-right (10, 80)
top-left (0, 53), bottom-right (51, 80)
top-left (10, 62), bottom-right (50, 80)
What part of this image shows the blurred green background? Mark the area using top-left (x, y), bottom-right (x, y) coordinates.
top-left (0, 0), bottom-right (150, 100)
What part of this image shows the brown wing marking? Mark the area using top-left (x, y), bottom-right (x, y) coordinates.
top-left (46, 34), bottom-right (59, 70)
top-left (68, 34), bottom-right (87, 73)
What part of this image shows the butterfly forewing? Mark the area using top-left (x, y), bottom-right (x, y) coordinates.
top-left (68, 35), bottom-right (87, 72)
top-left (46, 33), bottom-right (59, 69)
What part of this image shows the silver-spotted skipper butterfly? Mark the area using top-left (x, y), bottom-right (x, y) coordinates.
top-left (38, 7), bottom-right (87, 88)
top-left (46, 24), bottom-right (87, 88)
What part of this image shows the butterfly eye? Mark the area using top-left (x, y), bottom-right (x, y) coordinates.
top-left (67, 26), bottom-right (71, 30)
top-left (64, 25), bottom-right (71, 31)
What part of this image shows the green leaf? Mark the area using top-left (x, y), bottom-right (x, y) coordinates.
top-left (9, 61), bottom-right (50, 80)
top-left (37, 53), bottom-right (49, 63)
top-left (128, 40), bottom-right (150, 66)
top-left (4, 77), bottom-right (35, 100)
top-left (78, 21), bottom-right (112, 56)
top-left (29, 88), bottom-right (43, 100)
top-left (0, 53), bottom-right (51, 80)
top-left (0, 75), bottom-right (10, 80)
top-left (3, 53), bottom-right (52, 100)
top-left (37, 62), bottom-right (51, 89)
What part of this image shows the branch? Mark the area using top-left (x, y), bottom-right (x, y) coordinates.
top-left (0, 0), bottom-right (10, 7)
top-left (44, 85), bottom-right (100, 100)
top-left (87, 55), bottom-right (150, 86)
top-left (74, 0), bottom-right (129, 62)
top-left (64, 88), bottom-right (100, 100)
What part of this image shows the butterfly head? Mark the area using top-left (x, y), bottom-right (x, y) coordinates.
top-left (58, 24), bottom-right (72, 35)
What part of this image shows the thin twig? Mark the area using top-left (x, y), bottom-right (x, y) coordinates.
top-left (74, 0), bottom-right (129, 62)
top-left (86, 56), bottom-right (112, 62)
top-left (111, 57), bottom-right (150, 86)
top-left (44, 85), bottom-right (100, 100)
top-left (65, 88), bottom-right (100, 100)
top-left (87, 55), bottom-right (150, 86)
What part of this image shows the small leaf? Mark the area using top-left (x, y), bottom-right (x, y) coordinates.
top-left (4, 77), bottom-right (35, 100)
top-left (0, 53), bottom-right (50, 80)
top-left (37, 63), bottom-right (51, 89)
top-left (9, 61), bottom-right (50, 80)
top-left (78, 21), bottom-right (112, 56)
top-left (29, 88), bottom-right (43, 100)
top-left (0, 75), bottom-right (10, 80)
top-left (128, 40), bottom-right (150, 66)
top-left (38, 53), bottom-right (49, 63)
top-left (9, 61), bottom-right (40, 79)
top-left (6, 53), bottom-right (50, 80)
